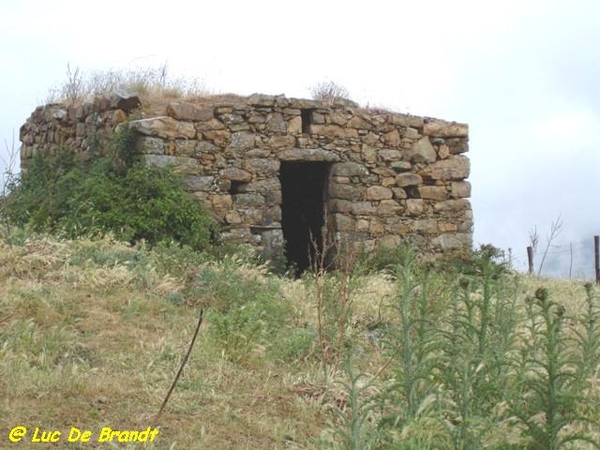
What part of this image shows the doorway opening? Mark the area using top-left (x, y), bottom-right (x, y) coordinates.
top-left (279, 161), bottom-right (331, 274)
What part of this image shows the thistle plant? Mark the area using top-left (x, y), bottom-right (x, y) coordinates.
top-left (440, 261), bottom-right (520, 449)
top-left (508, 286), bottom-right (600, 449)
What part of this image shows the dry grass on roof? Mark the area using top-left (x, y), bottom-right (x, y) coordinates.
top-left (45, 64), bottom-right (248, 111)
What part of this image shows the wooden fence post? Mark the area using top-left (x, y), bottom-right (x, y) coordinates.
top-left (527, 246), bottom-right (534, 274)
top-left (594, 235), bottom-right (599, 284)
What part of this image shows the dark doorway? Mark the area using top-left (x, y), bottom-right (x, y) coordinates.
top-left (279, 162), bottom-right (331, 274)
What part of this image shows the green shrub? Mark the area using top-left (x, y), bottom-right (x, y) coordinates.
top-left (435, 243), bottom-right (512, 278)
top-left (191, 256), bottom-right (291, 363)
top-left (268, 326), bottom-right (315, 363)
top-left (358, 243), bottom-right (417, 275)
top-left (3, 147), bottom-right (218, 251)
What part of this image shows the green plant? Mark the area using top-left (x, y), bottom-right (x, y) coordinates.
top-left (367, 248), bottom-right (459, 449)
top-left (0, 133), bottom-right (19, 233)
top-left (432, 250), bottom-right (523, 449)
top-left (435, 243), bottom-right (512, 278)
top-left (268, 326), bottom-right (315, 363)
top-left (358, 243), bottom-right (418, 276)
top-left (507, 286), bottom-right (600, 449)
top-left (332, 365), bottom-right (380, 450)
top-left (3, 147), bottom-right (218, 251)
top-left (192, 256), bottom-right (290, 363)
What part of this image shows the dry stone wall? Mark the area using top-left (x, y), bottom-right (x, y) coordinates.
top-left (20, 91), bottom-right (473, 260)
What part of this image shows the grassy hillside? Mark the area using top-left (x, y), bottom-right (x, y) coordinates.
top-left (1, 232), bottom-right (599, 449)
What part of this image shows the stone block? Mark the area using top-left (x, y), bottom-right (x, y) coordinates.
top-left (334, 214), bottom-right (355, 231)
top-left (287, 116), bottom-right (302, 134)
top-left (196, 118), bottom-right (226, 131)
top-left (203, 130), bottom-right (231, 146)
top-left (234, 193), bottom-right (265, 208)
top-left (219, 113), bottom-right (244, 125)
top-left (389, 222), bottom-right (410, 234)
top-left (392, 188), bottom-right (407, 199)
top-left (347, 116), bottom-right (372, 130)
top-left (243, 158), bottom-right (280, 175)
top-left (129, 117), bottom-right (196, 139)
top-left (405, 199), bottom-right (424, 216)
top-left (433, 199), bottom-right (470, 213)
top-left (167, 102), bottom-right (214, 121)
top-left (379, 149), bottom-right (403, 161)
top-left (458, 218), bottom-right (474, 232)
top-left (378, 199), bottom-right (402, 216)
top-left (331, 162), bottom-right (369, 177)
top-left (438, 144), bottom-right (451, 159)
top-left (230, 131), bottom-right (256, 149)
top-left (174, 139), bottom-right (198, 157)
top-left (451, 181), bottom-right (471, 198)
top-left (135, 137), bottom-right (164, 154)
top-left (412, 219), bottom-right (438, 234)
top-left (330, 183), bottom-right (360, 200)
top-left (361, 145), bottom-right (377, 163)
top-left (280, 148), bottom-right (340, 161)
top-left (423, 120), bottom-right (468, 137)
top-left (108, 90), bottom-right (141, 113)
top-left (142, 155), bottom-right (198, 173)
top-left (310, 125), bottom-right (359, 139)
top-left (196, 140), bottom-right (218, 154)
top-left (263, 206), bottom-right (282, 224)
top-left (247, 93), bottom-right (277, 106)
top-left (248, 114), bottom-right (266, 124)
top-left (438, 222), bottom-right (458, 233)
top-left (225, 210), bottom-right (242, 224)
top-left (366, 186), bottom-right (393, 200)
top-left (404, 127), bottom-right (420, 139)
top-left (383, 129), bottom-right (401, 146)
top-left (418, 186), bottom-right (447, 200)
top-left (210, 194), bottom-right (233, 209)
top-left (239, 208), bottom-right (263, 224)
top-left (332, 176), bottom-right (350, 184)
top-left (266, 113), bottom-right (287, 133)
top-left (381, 177), bottom-right (396, 187)
top-left (396, 173), bottom-right (422, 187)
top-left (357, 219), bottom-right (370, 232)
top-left (361, 132), bottom-right (380, 145)
top-left (388, 114), bottom-right (424, 128)
top-left (391, 161), bottom-right (412, 172)
top-left (267, 135), bottom-right (296, 148)
top-left (421, 156), bottom-right (470, 180)
top-left (352, 202), bottom-right (375, 215)
top-left (433, 233), bottom-right (473, 250)
top-left (329, 199), bottom-right (353, 213)
top-left (379, 235), bottom-right (402, 249)
top-left (369, 219), bottom-right (385, 235)
top-left (411, 136), bottom-right (436, 163)
top-left (330, 111), bottom-right (351, 126)
top-left (221, 167), bottom-right (252, 182)
top-left (445, 138), bottom-right (469, 154)
top-left (246, 147), bottom-right (271, 157)
top-left (183, 176), bottom-right (214, 191)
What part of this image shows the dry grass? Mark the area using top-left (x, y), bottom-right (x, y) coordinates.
top-left (1, 233), bottom-right (598, 449)
top-left (43, 64), bottom-right (270, 119)
top-left (45, 64), bottom-right (211, 109)
top-left (0, 234), bottom-right (351, 449)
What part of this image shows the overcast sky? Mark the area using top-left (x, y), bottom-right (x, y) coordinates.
top-left (1, 0), bottom-right (598, 278)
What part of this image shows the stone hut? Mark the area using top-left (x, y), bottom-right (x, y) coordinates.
top-left (20, 92), bottom-right (473, 271)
